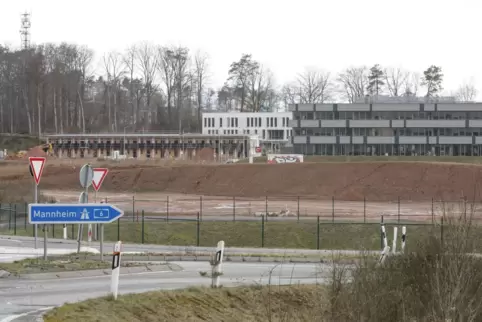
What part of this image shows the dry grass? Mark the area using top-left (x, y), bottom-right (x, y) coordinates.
top-left (0, 253), bottom-right (142, 275)
top-left (43, 284), bottom-right (328, 322)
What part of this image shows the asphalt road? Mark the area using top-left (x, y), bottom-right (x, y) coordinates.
top-left (0, 261), bottom-right (327, 322)
top-left (0, 235), bottom-right (371, 258)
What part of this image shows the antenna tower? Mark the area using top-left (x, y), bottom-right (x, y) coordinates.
top-left (20, 12), bottom-right (31, 50)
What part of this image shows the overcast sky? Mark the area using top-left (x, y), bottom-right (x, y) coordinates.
top-left (1, 0), bottom-right (481, 98)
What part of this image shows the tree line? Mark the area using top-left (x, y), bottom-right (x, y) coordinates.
top-left (0, 42), bottom-right (477, 136)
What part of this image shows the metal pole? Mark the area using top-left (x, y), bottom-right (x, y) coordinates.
top-left (380, 215), bottom-right (384, 250)
top-left (132, 195), bottom-right (135, 222)
top-left (265, 196), bottom-right (268, 222)
top-left (100, 224), bottom-right (104, 261)
top-left (200, 196), bottom-right (203, 221)
top-left (34, 183), bottom-right (38, 249)
top-left (232, 196), bottom-right (235, 222)
top-left (77, 165), bottom-right (90, 253)
top-left (363, 197), bottom-right (366, 223)
top-left (141, 210), bottom-right (145, 244)
top-left (297, 196), bottom-right (300, 222)
top-left (332, 196), bottom-right (335, 223)
top-left (316, 216), bottom-right (320, 250)
top-left (93, 190), bottom-right (97, 241)
top-left (166, 196), bottom-right (169, 222)
top-left (261, 215), bottom-right (265, 248)
top-left (43, 224), bottom-right (47, 260)
top-left (397, 196), bottom-right (401, 223)
top-left (196, 212), bottom-right (200, 246)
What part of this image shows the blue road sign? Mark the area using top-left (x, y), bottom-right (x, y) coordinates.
top-left (28, 203), bottom-right (124, 224)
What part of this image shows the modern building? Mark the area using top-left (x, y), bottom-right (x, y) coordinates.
top-left (202, 112), bottom-right (293, 152)
top-left (45, 133), bottom-right (258, 160)
top-left (289, 102), bottom-right (482, 156)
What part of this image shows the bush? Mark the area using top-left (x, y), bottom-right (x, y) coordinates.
top-left (329, 212), bottom-right (482, 321)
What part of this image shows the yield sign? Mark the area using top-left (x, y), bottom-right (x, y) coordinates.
top-left (29, 157), bottom-right (46, 185)
top-left (92, 168), bottom-right (108, 192)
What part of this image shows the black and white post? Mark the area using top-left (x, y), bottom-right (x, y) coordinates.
top-left (381, 224), bottom-right (388, 249)
top-left (401, 226), bottom-right (406, 253)
top-left (211, 240), bottom-right (225, 288)
top-left (111, 241), bottom-right (122, 300)
top-left (392, 226), bottom-right (398, 253)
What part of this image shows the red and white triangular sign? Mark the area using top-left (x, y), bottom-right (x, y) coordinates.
top-left (92, 168), bottom-right (108, 192)
top-left (29, 157), bottom-right (46, 185)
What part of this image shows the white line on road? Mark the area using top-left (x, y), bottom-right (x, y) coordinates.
top-left (0, 306), bottom-right (54, 322)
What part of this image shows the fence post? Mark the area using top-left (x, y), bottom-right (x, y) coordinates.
top-left (8, 203), bottom-right (11, 230)
top-left (117, 218), bottom-right (120, 241)
top-left (397, 196), bottom-right (401, 223)
top-left (431, 197), bottom-right (434, 224)
top-left (233, 196), bottom-right (236, 222)
top-left (132, 195), bottom-right (135, 222)
top-left (297, 196), bottom-right (300, 222)
top-left (261, 215), bottom-right (265, 248)
top-left (13, 204), bottom-right (17, 235)
top-left (441, 216), bottom-right (444, 249)
top-left (24, 202), bottom-right (27, 230)
top-left (52, 224), bottom-right (55, 238)
top-left (316, 216), bottom-right (320, 250)
top-left (196, 212), bottom-right (200, 246)
top-left (166, 196), bottom-right (170, 222)
top-left (71, 224), bottom-right (74, 239)
top-left (141, 210), bottom-right (145, 244)
top-left (363, 197), bottom-right (366, 223)
top-left (332, 196), bottom-right (335, 223)
top-left (265, 196), bottom-right (268, 222)
top-left (200, 196), bottom-right (203, 222)
top-left (380, 215), bottom-right (384, 250)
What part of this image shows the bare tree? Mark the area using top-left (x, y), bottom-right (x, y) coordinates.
top-left (455, 81), bottom-right (478, 102)
top-left (338, 67), bottom-right (368, 103)
top-left (403, 72), bottom-right (420, 97)
top-left (123, 45), bottom-right (137, 126)
top-left (246, 65), bottom-right (274, 112)
top-left (193, 50), bottom-right (209, 129)
top-left (298, 68), bottom-right (332, 103)
top-left (136, 42), bottom-right (158, 128)
top-left (228, 54), bottom-right (259, 111)
top-left (384, 68), bottom-right (408, 97)
top-left (103, 51), bottom-right (125, 131)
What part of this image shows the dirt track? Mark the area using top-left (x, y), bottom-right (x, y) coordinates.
top-left (6, 161), bottom-right (482, 202)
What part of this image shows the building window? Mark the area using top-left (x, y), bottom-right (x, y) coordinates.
top-left (266, 117), bottom-right (269, 127)
top-left (235, 118), bottom-right (238, 127)
top-left (247, 118), bottom-right (250, 127)
top-left (258, 117), bottom-right (261, 126)
top-left (275, 118), bottom-right (278, 127)
top-left (212, 117), bottom-right (215, 127)
top-left (227, 117), bottom-right (230, 127)
top-left (220, 118), bottom-right (223, 127)
top-left (204, 118), bottom-right (207, 128)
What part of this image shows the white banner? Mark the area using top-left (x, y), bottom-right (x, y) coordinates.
top-left (267, 154), bottom-right (304, 163)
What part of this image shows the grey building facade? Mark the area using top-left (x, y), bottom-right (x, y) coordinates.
top-left (289, 103), bottom-right (482, 156)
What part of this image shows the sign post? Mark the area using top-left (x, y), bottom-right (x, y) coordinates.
top-left (211, 240), bottom-right (225, 288)
top-left (78, 164), bottom-right (93, 253)
top-left (92, 168), bottom-right (108, 260)
top-left (111, 241), bottom-right (122, 300)
top-left (29, 157), bottom-right (46, 253)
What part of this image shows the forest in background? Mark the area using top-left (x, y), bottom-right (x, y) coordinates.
top-left (0, 42), bottom-right (476, 136)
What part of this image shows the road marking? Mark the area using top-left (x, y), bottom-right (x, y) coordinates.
top-left (0, 306), bottom-right (53, 322)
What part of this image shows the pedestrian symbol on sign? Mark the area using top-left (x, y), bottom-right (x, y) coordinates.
top-left (80, 209), bottom-right (90, 220)
top-left (94, 209), bottom-right (110, 219)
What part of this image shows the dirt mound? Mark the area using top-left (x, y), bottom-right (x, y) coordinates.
top-left (17, 161), bottom-right (482, 202)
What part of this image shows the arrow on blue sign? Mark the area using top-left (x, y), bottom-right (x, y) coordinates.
top-left (28, 203), bottom-right (124, 224)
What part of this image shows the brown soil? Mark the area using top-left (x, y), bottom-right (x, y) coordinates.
top-left (4, 161), bottom-right (482, 202)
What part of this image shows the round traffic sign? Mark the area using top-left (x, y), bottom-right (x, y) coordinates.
top-left (79, 164), bottom-right (94, 188)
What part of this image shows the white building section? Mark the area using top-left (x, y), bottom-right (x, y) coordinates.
top-left (202, 112), bottom-right (293, 152)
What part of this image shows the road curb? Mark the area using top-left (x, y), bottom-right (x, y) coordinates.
top-left (7, 263), bottom-right (183, 280)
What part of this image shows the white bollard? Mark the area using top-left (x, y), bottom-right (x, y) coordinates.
top-left (392, 227), bottom-right (398, 254)
top-left (111, 241), bottom-right (122, 300)
top-left (63, 224), bottom-right (67, 240)
top-left (87, 224), bottom-right (92, 243)
top-left (378, 245), bottom-right (390, 266)
top-left (381, 225), bottom-right (388, 248)
top-left (212, 240), bottom-right (225, 288)
top-left (401, 226), bottom-right (406, 253)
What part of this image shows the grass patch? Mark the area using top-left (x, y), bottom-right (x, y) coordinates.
top-left (44, 284), bottom-right (328, 322)
top-left (0, 253), bottom-right (140, 275)
top-left (2, 221), bottom-right (443, 250)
